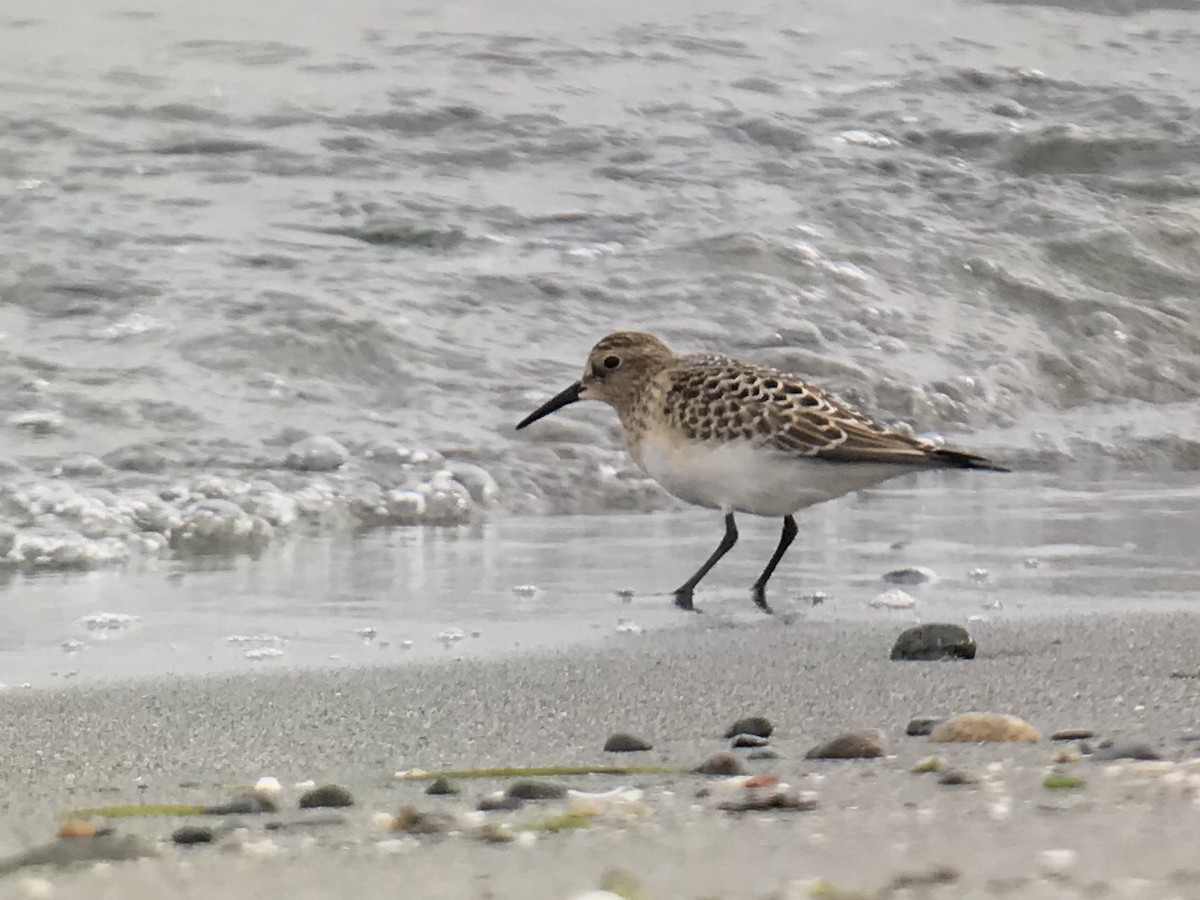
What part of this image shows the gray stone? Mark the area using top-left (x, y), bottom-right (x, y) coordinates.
top-left (805, 730), bottom-right (887, 760)
top-left (1092, 740), bottom-right (1162, 761)
top-left (604, 732), bottom-right (653, 752)
top-left (891, 623), bottom-right (976, 661)
top-left (693, 752), bottom-right (748, 776)
top-left (731, 734), bottom-right (769, 749)
top-left (504, 780), bottom-right (568, 801)
top-left (907, 717), bottom-right (945, 736)
top-left (723, 716), bottom-right (773, 739)
top-left (298, 784), bottom-right (354, 809)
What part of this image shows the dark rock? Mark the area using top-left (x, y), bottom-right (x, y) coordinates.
top-left (204, 793), bottom-right (277, 815)
top-left (723, 716), bottom-right (773, 739)
top-left (731, 734), bottom-right (770, 749)
top-left (171, 825), bottom-right (215, 845)
top-left (938, 769), bottom-right (978, 786)
top-left (13, 832), bottom-right (157, 868)
top-left (504, 780), bottom-right (568, 801)
top-left (747, 748), bottom-right (781, 761)
top-left (806, 730), bottom-right (886, 760)
top-left (298, 784), bottom-right (354, 809)
top-left (265, 815), bottom-right (346, 831)
top-left (1051, 729), bottom-right (1095, 741)
top-left (603, 732), bottom-right (653, 752)
top-left (1092, 740), bottom-right (1162, 761)
top-left (718, 791), bottom-right (818, 813)
top-left (394, 806), bottom-right (454, 834)
top-left (693, 752), bottom-right (748, 776)
top-left (906, 717), bottom-right (945, 736)
top-left (882, 567), bottom-right (936, 585)
top-left (478, 794), bottom-right (524, 812)
top-left (425, 777), bottom-right (459, 796)
top-left (891, 623), bottom-right (976, 661)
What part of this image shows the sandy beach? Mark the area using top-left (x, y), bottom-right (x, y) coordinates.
top-left (2, 610), bottom-right (1198, 899)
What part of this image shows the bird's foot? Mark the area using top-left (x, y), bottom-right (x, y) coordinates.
top-left (673, 588), bottom-right (702, 613)
top-left (751, 585), bottom-right (774, 614)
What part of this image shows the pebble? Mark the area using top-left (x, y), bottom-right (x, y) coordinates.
top-left (723, 716), bottom-right (773, 739)
top-left (882, 566), bottom-right (937, 585)
top-left (1050, 728), bottom-right (1094, 741)
top-left (171, 825), bottom-right (215, 845)
top-left (478, 793), bottom-right (524, 812)
top-left (912, 756), bottom-right (944, 773)
top-left (298, 784), bottom-right (354, 809)
top-left (204, 793), bottom-right (277, 815)
top-left (393, 806), bottom-right (454, 835)
top-left (906, 717), bottom-right (945, 736)
top-left (938, 769), bottom-right (978, 786)
top-left (603, 732), bottom-right (653, 752)
top-left (930, 713), bottom-right (1041, 743)
top-left (476, 823), bottom-right (515, 843)
top-left (505, 780), bottom-right (568, 801)
top-left (1092, 739), bottom-right (1162, 761)
top-left (890, 623), bottom-right (976, 661)
top-left (718, 790), bottom-right (818, 813)
top-left (805, 730), bottom-right (887, 760)
top-left (1052, 748), bottom-right (1082, 764)
top-left (869, 588), bottom-right (916, 609)
top-left (425, 777), bottom-right (459, 796)
top-left (693, 752), bottom-right (748, 776)
top-left (731, 734), bottom-right (770, 749)
top-left (747, 748), bottom-right (781, 761)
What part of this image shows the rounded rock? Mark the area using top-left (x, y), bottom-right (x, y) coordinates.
top-left (723, 716), bottom-right (773, 739)
top-left (731, 734), bottom-right (770, 749)
top-left (1092, 739), bottom-right (1162, 761)
top-left (425, 777), bottom-right (459, 796)
top-left (907, 717), bottom-right (945, 736)
top-left (693, 752), bottom-right (748, 776)
top-left (172, 825), bottom-right (215, 845)
top-left (504, 780), bottom-right (568, 801)
top-left (882, 566), bottom-right (937, 585)
top-left (603, 732), bottom-right (653, 752)
top-left (1051, 728), bottom-right (1095, 741)
top-left (805, 730), bottom-right (887, 760)
top-left (930, 713), bottom-right (1041, 743)
top-left (891, 623), bottom-right (976, 661)
top-left (298, 784), bottom-right (354, 809)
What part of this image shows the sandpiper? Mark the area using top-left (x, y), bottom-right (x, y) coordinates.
top-left (516, 331), bottom-right (1007, 612)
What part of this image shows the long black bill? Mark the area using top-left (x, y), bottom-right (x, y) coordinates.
top-left (515, 381), bottom-right (583, 430)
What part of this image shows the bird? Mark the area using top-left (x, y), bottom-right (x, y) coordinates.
top-left (515, 331), bottom-right (1007, 613)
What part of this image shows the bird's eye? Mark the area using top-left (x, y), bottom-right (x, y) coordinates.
top-left (603, 355), bottom-right (621, 370)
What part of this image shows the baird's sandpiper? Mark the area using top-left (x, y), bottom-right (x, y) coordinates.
top-left (516, 331), bottom-right (1007, 613)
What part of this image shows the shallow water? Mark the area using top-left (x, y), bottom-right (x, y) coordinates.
top-left (2, 471), bottom-right (1197, 687)
top-left (1, 0), bottom-right (1199, 679)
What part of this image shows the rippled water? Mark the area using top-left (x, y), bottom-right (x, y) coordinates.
top-left (1, 0), bottom-right (1199, 673)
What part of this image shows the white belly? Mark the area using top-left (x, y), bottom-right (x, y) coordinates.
top-left (634, 436), bottom-right (911, 517)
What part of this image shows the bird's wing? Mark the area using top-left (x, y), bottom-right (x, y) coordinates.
top-left (665, 359), bottom-right (999, 469)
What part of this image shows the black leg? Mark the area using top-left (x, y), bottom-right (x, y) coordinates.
top-left (751, 515), bottom-right (797, 613)
top-left (673, 513), bottom-right (738, 611)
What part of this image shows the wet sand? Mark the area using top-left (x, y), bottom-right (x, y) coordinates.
top-left (2, 610), bottom-right (1198, 898)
